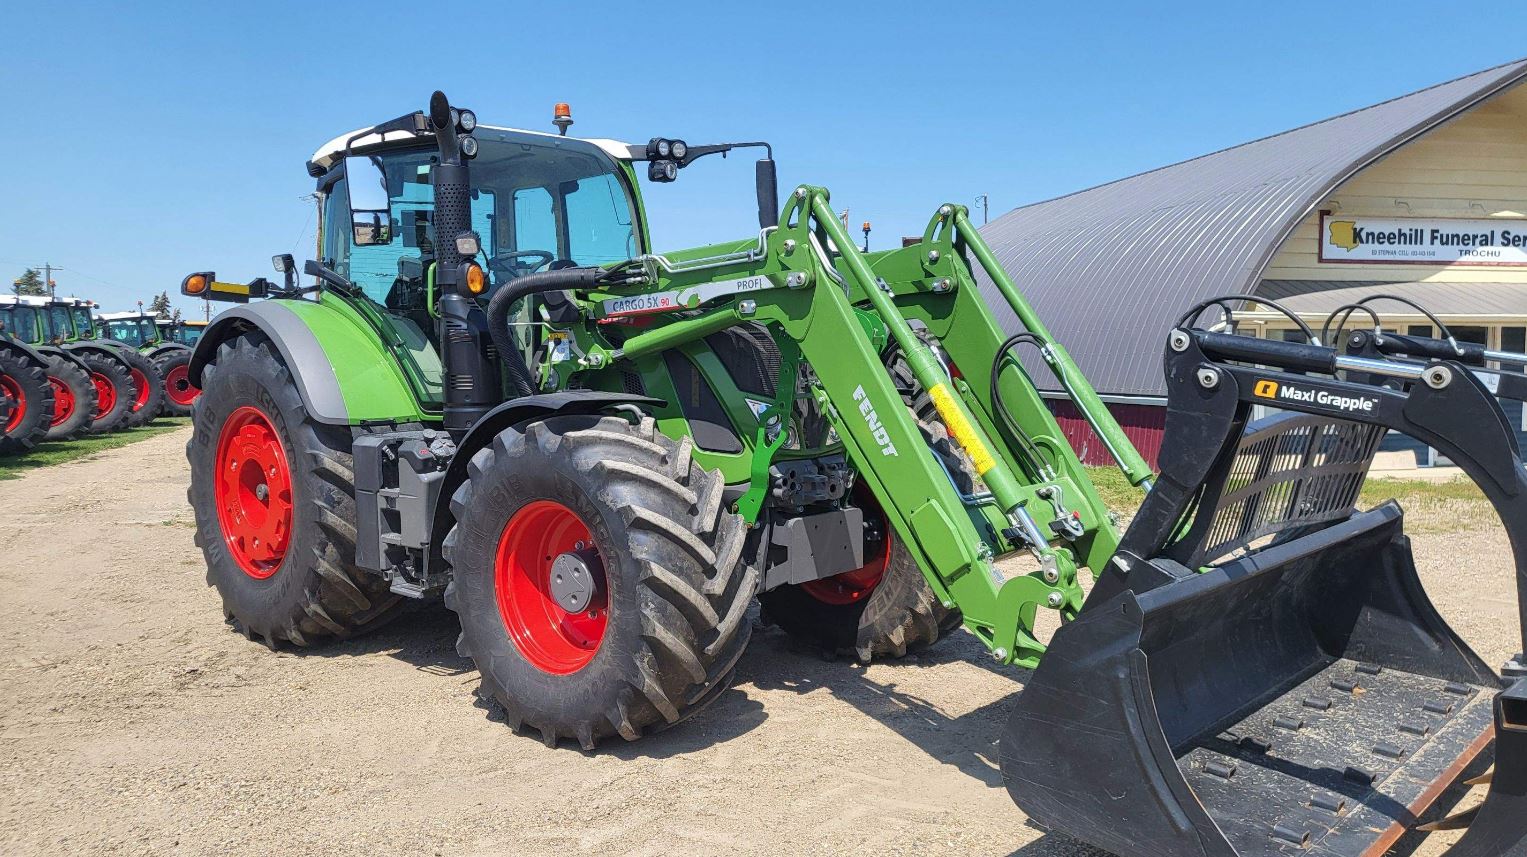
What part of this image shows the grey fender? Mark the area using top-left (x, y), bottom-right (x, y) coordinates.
top-left (0, 336), bottom-right (51, 370)
top-left (63, 339), bottom-right (135, 368)
top-left (144, 342), bottom-right (190, 361)
top-left (189, 303), bottom-right (351, 424)
top-left (34, 344), bottom-right (90, 373)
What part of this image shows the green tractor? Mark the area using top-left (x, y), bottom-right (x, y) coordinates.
top-left (0, 294), bottom-right (104, 439)
top-left (158, 317), bottom-right (207, 348)
top-left (181, 93), bottom-right (1527, 854)
top-left (100, 309), bottom-right (192, 418)
top-left (0, 318), bottom-right (54, 455)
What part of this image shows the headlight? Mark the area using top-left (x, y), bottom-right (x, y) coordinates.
top-left (670, 140), bottom-right (687, 160)
top-left (460, 135), bottom-right (479, 158)
top-left (648, 160), bottom-right (678, 182)
top-left (656, 139), bottom-right (671, 158)
top-left (459, 109), bottom-right (477, 132)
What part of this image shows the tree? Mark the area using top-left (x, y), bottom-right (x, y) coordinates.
top-left (170, 308), bottom-right (183, 324)
top-left (149, 291), bottom-right (173, 320)
top-left (12, 269), bottom-right (46, 296)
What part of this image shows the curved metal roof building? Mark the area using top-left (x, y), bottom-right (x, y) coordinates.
top-left (976, 58), bottom-right (1527, 398)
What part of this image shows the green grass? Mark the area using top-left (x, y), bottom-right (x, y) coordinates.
top-left (0, 417), bottom-right (190, 481)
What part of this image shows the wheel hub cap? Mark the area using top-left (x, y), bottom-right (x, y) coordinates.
top-left (214, 406), bottom-right (293, 579)
top-left (165, 364), bottom-right (197, 406)
top-left (48, 376), bottom-right (75, 427)
top-left (129, 368), bottom-right (151, 412)
top-left (495, 501), bottom-right (608, 674)
top-left (90, 372), bottom-right (117, 420)
top-left (0, 375), bottom-right (23, 434)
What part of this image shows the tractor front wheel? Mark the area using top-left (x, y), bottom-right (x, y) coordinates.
top-left (78, 352), bottom-right (135, 434)
top-left (117, 348), bottom-right (165, 428)
top-left (443, 414), bottom-right (756, 749)
top-left (188, 335), bottom-right (403, 646)
top-left (155, 349), bottom-right (197, 416)
top-left (759, 417), bottom-right (966, 662)
top-left (0, 351), bottom-right (53, 455)
top-left (42, 355), bottom-right (96, 442)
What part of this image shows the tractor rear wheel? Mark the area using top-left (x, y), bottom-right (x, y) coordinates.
top-left (42, 355), bottom-right (96, 441)
top-left (758, 417), bottom-right (966, 662)
top-left (188, 335), bottom-right (404, 647)
top-left (443, 414), bottom-right (756, 750)
top-left (78, 352), bottom-right (135, 434)
top-left (0, 351), bottom-right (53, 455)
top-left (117, 348), bottom-right (165, 428)
top-left (155, 349), bottom-right (197, 416)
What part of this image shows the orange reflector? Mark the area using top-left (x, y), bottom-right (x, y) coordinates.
top-left (554, 102), bottom-right (571, 119)
top-left (182, 273), bottom-right (209, 295)
top-left (465, 263), bottom-right (487, 295)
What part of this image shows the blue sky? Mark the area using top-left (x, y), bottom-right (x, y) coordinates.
top-left (2, 1), bottom-right (1525, 314)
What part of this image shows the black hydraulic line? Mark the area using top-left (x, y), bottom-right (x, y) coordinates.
top-left (991, 332), bottom-right (1060, 480)
top-left (484, 267), bottom-right (603, 397)
top-left (1175, 294), bottom-right (1318, 343)
top-left (1320, 302), bottom-right (1383, 347)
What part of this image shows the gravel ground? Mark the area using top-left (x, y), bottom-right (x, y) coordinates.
top-left (0, 426), bottom-right (1517, 856)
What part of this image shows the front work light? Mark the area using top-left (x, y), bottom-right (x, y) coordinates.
top-left (458, 109), bottom-right (477, 132)
top-left (670, 140), bottom-right (687, 160)
top-left (649, 160), bottom-right (678, 182)
top-left (461, 135), bottom-right (479, 158)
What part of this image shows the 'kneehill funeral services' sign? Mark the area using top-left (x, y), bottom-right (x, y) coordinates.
top-left (1320, 214), bottom-right (1527, 266)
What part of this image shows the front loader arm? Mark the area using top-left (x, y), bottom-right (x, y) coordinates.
top-left (560, 185), bottom-right (1149, 666)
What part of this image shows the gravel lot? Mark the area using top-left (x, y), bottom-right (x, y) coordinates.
top-left (0, 426), bottom-right (1517, 856)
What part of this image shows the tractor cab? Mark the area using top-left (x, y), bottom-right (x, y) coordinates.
top-left (306, 123), bottom-right (647, 409)
top-left (99, 311), bottom-right (161, 348)
top-left (54, 297), bottom-right (101, 342)
top-left (0, 295), bottom-right (48, 345)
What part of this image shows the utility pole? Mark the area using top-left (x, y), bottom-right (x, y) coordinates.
top-left (974, 194), bottom-right (989, 225)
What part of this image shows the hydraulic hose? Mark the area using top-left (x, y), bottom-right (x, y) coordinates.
top-left (484, 267), bottom-right (602, 397)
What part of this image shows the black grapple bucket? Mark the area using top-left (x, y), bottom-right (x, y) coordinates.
top-left (1002, 331), bottom-right (1527, 857)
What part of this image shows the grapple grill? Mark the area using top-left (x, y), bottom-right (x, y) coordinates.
top-left (1001, 326), bottom-right (1527, 857)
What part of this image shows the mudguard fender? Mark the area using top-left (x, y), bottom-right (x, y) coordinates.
top-left (189, 301), bottom-right (423, 425)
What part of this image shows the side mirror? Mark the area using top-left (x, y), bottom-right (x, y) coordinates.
top-left (756, 157), bottom-right (779, 229)
top-left (345, 156), bottom-right (392, 246)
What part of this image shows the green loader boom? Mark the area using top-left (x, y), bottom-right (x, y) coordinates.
top-left (559, 188), bottom-right (1151, 664)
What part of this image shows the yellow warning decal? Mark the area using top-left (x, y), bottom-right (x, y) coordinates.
top-left (928, 383), bottom-right (998, 475)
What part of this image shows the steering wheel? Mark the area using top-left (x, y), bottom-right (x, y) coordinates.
top-left (488, 250), bottom-right (555, 282)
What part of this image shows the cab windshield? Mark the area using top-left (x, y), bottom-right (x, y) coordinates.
top-left (2, 306), bottom-right (41, 344)
top-left (70, 307), bottom-right (95, 339)
top-left (173, 325), bottom-right (203, 346)
top-left (45, 306), bottom-right (73, 342)
top-left (105, 318), bottom-right (150, 346)
top-left (322, 133), bottom-right (640, 407)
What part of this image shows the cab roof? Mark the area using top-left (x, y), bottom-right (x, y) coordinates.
top-left (307, 123), bottom-right (639, 174)
top-left (99, 310), bottom-right (153, 320)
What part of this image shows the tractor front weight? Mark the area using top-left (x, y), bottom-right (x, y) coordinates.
top-left (561, 185), bottom-right (1148, 666)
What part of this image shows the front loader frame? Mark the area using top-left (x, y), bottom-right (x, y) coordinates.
top-left (551, 186), bottom-right (1152, 665)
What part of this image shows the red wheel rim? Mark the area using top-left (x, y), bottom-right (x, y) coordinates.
top-left (802, 492), bottom-right (892, 605)
top-left (90, 373), bottom-right (117, 420)
top-left (0, 375), bottom-right (23, 434)
top-left (48, 376), bottom-right (75, 428)
top-left (165, 364), bottom-right (197, 406)
top-left (214, 406), bottom-right (294, 579)
top-left (129, 367), bottom-right (151, 412)
top-left (495, 500), bottom-right (608, 674)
